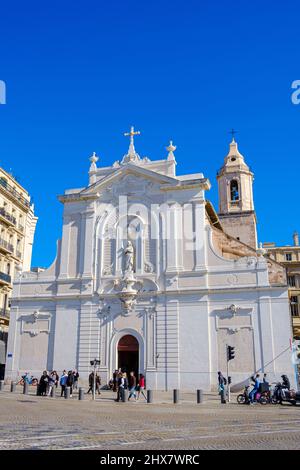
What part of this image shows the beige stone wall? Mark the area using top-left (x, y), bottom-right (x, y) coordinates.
top-left (211, 227), bottom-right (286, 286)
top-left (218, 212), bottom-right (257, 249)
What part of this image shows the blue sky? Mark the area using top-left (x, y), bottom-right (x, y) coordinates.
top-left (0, 0), bottom-right (299, 267)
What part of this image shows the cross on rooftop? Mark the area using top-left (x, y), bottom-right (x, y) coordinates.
top-left (229, 128), bottom-right (238, 140)
top-left (124, 126), bottom-right (141, 148)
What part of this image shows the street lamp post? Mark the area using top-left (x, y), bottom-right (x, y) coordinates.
top-left (90, 358), bottom-right (101, 401)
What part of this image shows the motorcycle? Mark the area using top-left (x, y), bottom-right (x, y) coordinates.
top-left (273, 382), bottom-right (300, 406)
top-left (237, 385), bottom-right (268, 405)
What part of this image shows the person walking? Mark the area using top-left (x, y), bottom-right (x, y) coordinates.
top-left (73, 369), bottom-right (79, 391)
top-left (95, 373), bottom-right (101, 395)
top-left (217, 371), bottom-right (227, 395)
top-left (120, 372), bottom-right (127, 402)
top-left (54, 370), bottom-right (59, 388)
top-left (128, 371), bottom-right (137, 401)
top-left (60, 370), bottom-right (68, 397)
top-left (137, 374), bottom-right (147, 401)
top-left (115, 372), bottom-right (127, 402)
top-left (66, 370), bottom-right (74, 397)
top-left (114, 371), bottom-right (123, 402)
top-left (87, 371), bottom-right (94, 394)
top-left (113, 369), bottom-right (119, 392)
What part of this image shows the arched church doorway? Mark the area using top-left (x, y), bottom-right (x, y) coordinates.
top-left (117, 335), bottom-right (139, 377)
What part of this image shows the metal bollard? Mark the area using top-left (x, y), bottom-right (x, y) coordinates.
top-left (0, 380), bottom-right (4, 391)
top-left (50, 386), bottom-right (56, 398)
top-left (78, 387), bottom-right (85, 400)
top-left (36, 384), bottom-right (40, 396)
top-left (220, 389), bottom-right (226, 404)
top-left (147, 389), bottom-right (153, 403)
top-left (23, 381), bottom-right (29, 395)
top-left (10, 381), bottom-right (16, 393)
top-left (173, 389), bottom-right (179, 404)
top-left (122, 389), bottom-right (128, 402)
top-left (197, 389), bottom-right (203, 404)
top-left (65, 386), bottom-right (70, 399)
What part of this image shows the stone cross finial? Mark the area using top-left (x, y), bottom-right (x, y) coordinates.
top-left (166, 140), bottom-right (176, 161)
top-left (166, 140), bottom-right (176, 153)
top-left (229, 128), bottom-right (237, 142)
top-left (124, 126), bottom-right (141, 155)
top-left (89, 151), bottom-right (99, 171)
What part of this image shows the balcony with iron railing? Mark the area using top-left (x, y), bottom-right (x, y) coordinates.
top-left (291, 303), bottom-right (299, 317)
top-left (0, 238), bottom-right (14, 253)
top-left (0, 207), bottom-right (16, 226)
top-left (0, 177), bottom-right (30, 208)
top-left (0, 271), bottom-right (11, 284)
top-left (0, 308), bottom-right (9, 319)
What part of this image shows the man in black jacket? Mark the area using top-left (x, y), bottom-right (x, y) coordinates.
top-left (66, 370), bottom-right (74, 397)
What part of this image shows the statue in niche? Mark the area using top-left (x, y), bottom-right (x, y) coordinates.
top-left (124, 240), bottom-right (135, 274)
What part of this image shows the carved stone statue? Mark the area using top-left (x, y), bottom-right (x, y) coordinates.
top-left (124, 240), bottom-right (134, 273)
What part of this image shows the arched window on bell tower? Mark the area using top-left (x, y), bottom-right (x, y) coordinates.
top-left (230, 180), bottom-right (239, 202)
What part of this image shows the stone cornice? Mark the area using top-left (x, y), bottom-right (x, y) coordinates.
top-left (11, 284), bottom-right (287, 303)
top-left (58, 193), bottom-right (99, 204)
top-left (160, 178), bottom-right (210, 192)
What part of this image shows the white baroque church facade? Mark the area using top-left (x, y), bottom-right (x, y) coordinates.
top-left (5, 129), bottom-right (294, 390)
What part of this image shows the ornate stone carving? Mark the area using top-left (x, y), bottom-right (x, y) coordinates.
top-left (28, 330), bottom-right (39, 337)
top-left (98, 302), bottom-right (111, 320)
top-left (228, 304), bottom-right (240, 316)
top-left (21, 311), bottom-right (51, 336)
top-left (33, 310), bottom-right (40, 321)
top-left (103, 264), bottom-right (113, 276)
top-left (166, 276), bottom-right (178, 287)
top-left (144, 262), bottom-right (153, 273)
top-left (144, 306), bottom-right (156, 319)
top-left (228, 327), bottom-right (240, 334)
top-left (227, 274), bottom-right (238, 285)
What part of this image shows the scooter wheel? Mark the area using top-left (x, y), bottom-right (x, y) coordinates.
top-left (237, 394), bottom-right (246, 404)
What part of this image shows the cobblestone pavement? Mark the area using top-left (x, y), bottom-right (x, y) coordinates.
top-left (0, 386), bottom-right (300, 450)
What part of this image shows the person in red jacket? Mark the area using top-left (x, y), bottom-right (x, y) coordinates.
top-left (137, 374), bottom-right (147, 401)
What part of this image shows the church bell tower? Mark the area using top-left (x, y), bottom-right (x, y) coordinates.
top-left (217, 138), bottom-right (257, 249)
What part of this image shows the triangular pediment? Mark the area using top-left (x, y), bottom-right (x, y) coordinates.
top-left (80, 163), bottom-right (179, 196)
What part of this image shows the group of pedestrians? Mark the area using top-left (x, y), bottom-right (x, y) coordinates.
top-left (36, 367), bottom-right (148, 401)
top-left (112, 369), bottom-right (146, 402)
top-left (38, 369), bottom-right (79, 397)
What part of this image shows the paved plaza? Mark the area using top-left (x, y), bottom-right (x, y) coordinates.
top-left (0, 386), bottom-right (300, 450)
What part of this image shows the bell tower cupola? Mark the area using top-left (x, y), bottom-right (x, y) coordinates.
top-left (217, 138), bottom-right (257, 249)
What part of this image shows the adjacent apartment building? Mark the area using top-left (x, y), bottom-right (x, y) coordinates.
top-left (263, 232), bottom-right (300, 339)
top-left (0, 168), bottom-right (37, 379)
